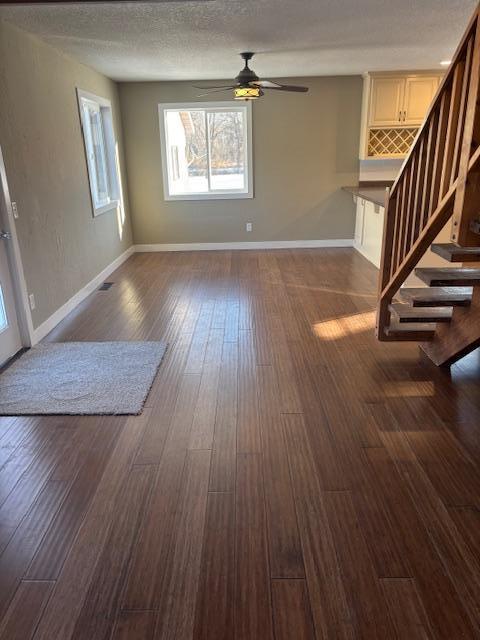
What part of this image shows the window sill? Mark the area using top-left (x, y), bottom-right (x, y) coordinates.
top-left (164, 192), bottom-right (253, 202)
top-left (93, 200), bottom-right (119, 217)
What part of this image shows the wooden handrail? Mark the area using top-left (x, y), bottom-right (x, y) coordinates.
top-left (376, 3), bottom-right (480, 339)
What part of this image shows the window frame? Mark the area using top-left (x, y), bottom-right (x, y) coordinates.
top-left (76, 88), bottom-right (120, 217)
top-left (158, 101), bottom-right (253, 201)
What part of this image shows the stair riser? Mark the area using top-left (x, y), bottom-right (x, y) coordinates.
top-left (384, 332), bottom-right (435, 341)
top-left (410, 300), bottom-right (470, 307)
top-left (423, 279), bottom-right (480, 287)
top-left (433, 253), bottom-right (480, 263)
top-left (396, 317), bottom-right (451, 324)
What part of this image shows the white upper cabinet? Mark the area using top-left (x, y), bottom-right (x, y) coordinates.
top-left (369, 77), bottom-right (405, 126)
top-left (368, 74), bottom-right (441, 127)
top-left (403, 76), bottom-right (441, 125)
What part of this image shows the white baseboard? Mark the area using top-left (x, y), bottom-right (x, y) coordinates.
top-left (32, 246), bottom-right (135, 344)
top-left (135, 239), bottom-right (354, 252)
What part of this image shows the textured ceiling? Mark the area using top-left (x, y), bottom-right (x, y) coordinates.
top-left (0, 0), bottom-right (477, 82)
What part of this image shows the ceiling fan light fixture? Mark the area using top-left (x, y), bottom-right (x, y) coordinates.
top-left (234, 86), bottom-right (261, 100)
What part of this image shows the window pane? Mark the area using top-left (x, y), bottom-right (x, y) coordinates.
top-left (165, 110), bottom-right (208, 195)
top-left (161, 104), bottom-right (250, 199)
top-left (87, 105), bottom-right (110, 206)
top-left (78, 92), bottom-right (119, 214)
top-left (208, 111), bottom-right (245, 191)
top-left (0, 283), bottom-right (8, 333)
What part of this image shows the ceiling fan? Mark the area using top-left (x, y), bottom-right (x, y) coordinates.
top-left (193, 52), bottom-right (309, 100)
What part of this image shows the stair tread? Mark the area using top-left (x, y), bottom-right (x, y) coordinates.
top-left (415, 267), bottom-right (480, 286)
top-left (389, 302), bottom-right (452, 323)
top-left (399, 287), bottom-right (472, 307)
top-left (385, 320), bottom-right (436, 341)
top-left (431, 243), bottom-right (480, 262)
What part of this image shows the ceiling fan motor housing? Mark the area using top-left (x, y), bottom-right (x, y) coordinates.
top-left (236, 52), bottom-right (259, 86)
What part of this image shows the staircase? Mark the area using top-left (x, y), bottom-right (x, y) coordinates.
top-left (376, 3), bottom-right (480, 366)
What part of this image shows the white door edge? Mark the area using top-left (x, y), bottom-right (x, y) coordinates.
top-left (0, 146), bottom-right (34, 353)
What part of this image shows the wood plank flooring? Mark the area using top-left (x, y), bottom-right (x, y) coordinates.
top-left (1, 248), bottom-right (480, 639)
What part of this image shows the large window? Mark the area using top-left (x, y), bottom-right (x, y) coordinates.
top-left (159, 102), bottom-right (253, 200)
top-left (77, 89), bottom-right (120, 216)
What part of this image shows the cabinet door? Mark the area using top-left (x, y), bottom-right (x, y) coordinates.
top-left (369, 77), bottom-right (405, 126)
top-left (354, 197), bottom-right (365, 245)
top-left (403, 76), bottom-right (439, 125)
top-left (362, 201), bottom-right (385, 268)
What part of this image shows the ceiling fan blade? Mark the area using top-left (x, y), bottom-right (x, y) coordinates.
top-left (193, 84), bottom-right (236, 90)
top-left (261, 84), bottom-right (309, 93)
top-left (195, 87), bottom-right (235, 97)
top-left (251, 80), bottom-right (283, 88)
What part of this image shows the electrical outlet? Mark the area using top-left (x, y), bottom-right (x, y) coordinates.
top-left (246, 222), bottom-right (253, 232)
top-left (11, 201), bottom-right (18, 219)
top-left (28, 293), bottom-right (36, 311)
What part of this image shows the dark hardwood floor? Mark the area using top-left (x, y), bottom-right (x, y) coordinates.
top-left (0, 248), bottom-right (480, 639)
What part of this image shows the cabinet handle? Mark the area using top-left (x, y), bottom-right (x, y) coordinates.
top-left (399, 111), bottom-right (402, 122)
top-left (403, 110), bottom-right (407, 122)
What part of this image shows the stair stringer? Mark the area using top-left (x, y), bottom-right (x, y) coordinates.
top-left (420, 286), bottom-right (480, 365)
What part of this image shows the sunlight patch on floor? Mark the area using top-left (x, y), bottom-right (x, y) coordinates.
top-left (382, 380), bottom-right (435, 397)
top-left (313, 310), bottom-right (376, 340)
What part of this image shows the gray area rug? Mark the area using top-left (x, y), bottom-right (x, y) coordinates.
top-left (0, 341), bottom-right (167, 415)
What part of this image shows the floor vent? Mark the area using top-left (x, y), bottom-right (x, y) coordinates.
top-left (98, 282), bottom-right (114, 291)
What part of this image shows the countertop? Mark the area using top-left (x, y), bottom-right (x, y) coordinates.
top-left (342, 185), bottom-right (389, 208)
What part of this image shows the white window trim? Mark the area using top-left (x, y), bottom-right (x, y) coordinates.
top-left (158, 101), bottom-right (253, 201)
top-left (76, 88), bottom-right (120, 217)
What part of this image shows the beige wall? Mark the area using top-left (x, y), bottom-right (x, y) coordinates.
top-left (0, 20), bottom-right (133, 329)
top-left (119, 76), bottom-right (362, 245)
